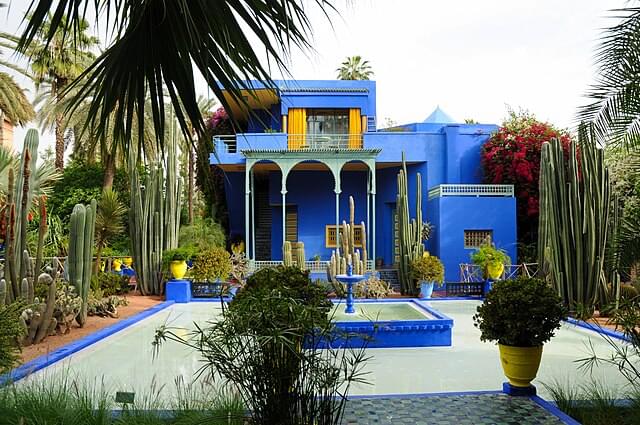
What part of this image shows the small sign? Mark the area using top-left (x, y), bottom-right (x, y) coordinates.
top-left (115, 391), bottom-right (135, 404)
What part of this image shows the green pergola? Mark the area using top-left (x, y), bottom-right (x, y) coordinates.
top-left (242, 148), bottom-right (381, 263)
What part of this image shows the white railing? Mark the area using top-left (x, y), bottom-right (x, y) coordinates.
top-left (287, 134), bottom-right (363, 150)
top-left (459, 263), bottom-right (539, 282)
top-left (213, 135), bottom-right (237, 153)
top-left (249, 259), bottom-right (374, 273)
top-left (428, 184), bottom-right (514, 200)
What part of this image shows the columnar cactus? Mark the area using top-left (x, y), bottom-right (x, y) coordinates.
top-left (327, 196), bottom-right (367, 283)
top-left (294, 241), bottom-right (306, 269)
top-left (537, 130), bottom-right (618, 312)
top-left (129, 134), bottom-right (181, 295)
top-left (0, 279), bottom-right (6, 307)
top-left (397, 152), bottom-right (425, 295)
top-left (69, 201), bottom-right (97, 327)
top-left (283, 241), bottom-right (293, 267)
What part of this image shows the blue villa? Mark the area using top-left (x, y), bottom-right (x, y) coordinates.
top-left (210, 80), bottom-right (517, 281)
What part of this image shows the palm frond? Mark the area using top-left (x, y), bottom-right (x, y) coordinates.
top-left (0, 72), bottom-right (35, 124)
top-left (578, 7), bottom-right (640, 149)
top-left (95, 188), bottom-right (126, 249)
top-left (17, 0), bottom-right (335, 160)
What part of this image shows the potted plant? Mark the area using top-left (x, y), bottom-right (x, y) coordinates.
top-left (470, 242), bottom-right (510, 280)
top-left (123, 256), bottom-right (133, 267)
top-left (410, 254), bottom-right (444, 299)
top-left (192, 247), bottom-right (232, 296)
top-left (473, 277), bottom-right (565, 389)
top-left (169, 253), bottom-right (188, 279)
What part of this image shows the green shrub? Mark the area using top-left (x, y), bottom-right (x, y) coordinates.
top-left (162, 246), bottom-right (198, 265)
top-left (0, 301), bottom-right (26, 374)
top-left (179, 218), bottom-right (226, 250)
top-left (191, 247), bottom-right (231, 282)
top-left (620, 284), bottom-right (639, 302)
top-left (90, 272), bottom-right (130, 297)
top-left (410, 254), bottom-right (444, 283)
top-left (473, 277), bottom-right (565, 346)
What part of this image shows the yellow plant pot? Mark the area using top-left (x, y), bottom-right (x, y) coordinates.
top-left (487, 262), bottom-right (504, 280)
top-left (170, 260), bottom-right (188, 280)
top-left (113, 259), bottom-right (122, 272)
top-left (498, 344), bottom-right (543, 387)
top-left (123, 257), bottom-right (133, 267)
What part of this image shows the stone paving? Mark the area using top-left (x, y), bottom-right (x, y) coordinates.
top-left (342, 393), bottom-right (570, 425)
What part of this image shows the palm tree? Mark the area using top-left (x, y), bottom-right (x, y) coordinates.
top-left (0, 19), bottom-right (35, 145)
top-left (94, 189), bottom-right (127, 273)
top-left (2, 15), bottom-right (98, 170)
top-left (336, 56), bottom-right (374, 80)
top-left (578, 6), bottom-right (640, 149)
top-left (16, 1), bottom-right (334, 162)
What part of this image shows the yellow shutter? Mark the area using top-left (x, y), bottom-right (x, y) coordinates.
top-left (287, 108), bottom-right (306, 149)
top-left (348, 108), bottom-right (362, 149)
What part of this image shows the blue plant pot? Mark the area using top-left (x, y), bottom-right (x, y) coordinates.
top-left (420, 281), bottom-right (435, 299)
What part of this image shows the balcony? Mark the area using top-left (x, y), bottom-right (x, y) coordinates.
top-left (212, 133), bottom-right (364, 164)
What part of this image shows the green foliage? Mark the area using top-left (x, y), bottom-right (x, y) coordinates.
top-left (473, 277), bottom-right (565, 347)
top-left (545, 380), bottom-right (640, 425)
top-left (410, 255), bottom-right (444, 283)
top-left (47, 163), bottom-right (129, 225)
top-left (90, 272), bottom-right (130, 297)
top-left (0, 377), bottom-right (245, 424)
top-left (94, 189), bottom-right (127, 255)
top-left (233, 266), bottom-right (333, 328)
top-left (162, 246), bottom-right (197, 265)
top-left (153, 266), bottom-right (368, 424)
top-left (470, 242), bottom-right (510, 271)
top-left (620, 284), bottom-right (639, 302)
top-left (0, 300), bottom-right (26, 374)
top-left (179, 218), bottom-right (225, 251)
top-left (191, 247), bottom-right (231, 282)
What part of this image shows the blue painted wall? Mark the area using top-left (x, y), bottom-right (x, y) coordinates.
top-left (429, 196), bottom-right (517, 282)
top-left (269, 169), bottom-right (368, 260)
top-left (212, 79), bottom-right (517, 283)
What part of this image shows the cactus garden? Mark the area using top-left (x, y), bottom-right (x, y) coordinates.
top-left (4, 2), bottom-right (640, 425)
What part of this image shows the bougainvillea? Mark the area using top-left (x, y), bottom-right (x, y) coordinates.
top-left (482, 110), bottom-right (572, 250)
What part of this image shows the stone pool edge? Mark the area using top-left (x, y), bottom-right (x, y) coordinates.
top-left (0, 300), bottom-right (176, 386)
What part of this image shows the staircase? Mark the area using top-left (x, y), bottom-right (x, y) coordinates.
top-left (377, 268), bottom-right (400, 293)
top-left (254, 174), bottom-right (272, 260)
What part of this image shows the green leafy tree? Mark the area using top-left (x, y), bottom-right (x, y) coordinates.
top-left (2, 15), bottom-right (98, 170)
top-left (336, 55), bottom-right (374, 80)
top-left (94, 189), bottom-right (127, 272)
top-left (16, 1), bottom-right (335, 166)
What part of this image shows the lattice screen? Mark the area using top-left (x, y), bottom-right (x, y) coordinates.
top-left (464, 230), bottom-right (492, 248)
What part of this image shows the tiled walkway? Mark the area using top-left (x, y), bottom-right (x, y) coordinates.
top-left (342, 393), bottom-right (575, 424)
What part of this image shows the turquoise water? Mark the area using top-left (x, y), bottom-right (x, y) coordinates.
top-left (331, 302), bottom-right (433, 321)
top-left (21, 300), bottom-right (629, 400)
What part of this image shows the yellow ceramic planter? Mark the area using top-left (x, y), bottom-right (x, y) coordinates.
top-left (113, 259), bottom-right (122, 272)
top-left (498, 344), bottom-right (543, 387)
top-left (123, 257), bottom-right (133, 267)
top-left (487, 262), bottom-right (504, 280)
top-left (170, 260), bottom-right (188, 280)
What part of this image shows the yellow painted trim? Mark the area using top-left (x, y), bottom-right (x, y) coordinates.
top-left (287, 108), bottom-right (306, 149)
top-left (348, 108), bottom-right (362, 149)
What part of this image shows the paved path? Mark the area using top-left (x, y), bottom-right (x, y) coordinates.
top-left (342, 393), bottom-right (576, 424)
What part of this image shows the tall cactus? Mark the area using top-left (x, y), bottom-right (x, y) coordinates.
top-left (327, 196), bottom-right (367, 283)
top-left (397, 152), bottom-right (425, 295)
top-left (283, 240), bottom-right (293, 267)
top-left (294, 241), bottom-right (306, 269)
top-left (537, 128), bottom-right (617, 314)
top-left (129, 134), bottom-right (181, 295)
top-left (69, 200), bottom-right (97, 327)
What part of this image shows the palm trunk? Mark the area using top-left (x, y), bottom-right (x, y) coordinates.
top-left (188, 145), bottom-right (194, 224)
top-left (54, 112), bottom-right (65, 171)
top-left (103, 153), bottom-right (116, 190)
top-left (0, 111), bottom-right (5, 148)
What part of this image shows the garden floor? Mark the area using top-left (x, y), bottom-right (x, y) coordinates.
top-left (20, 294), bottom-right (163, 363)
top-left (342, 393), bottom-right (574, 424)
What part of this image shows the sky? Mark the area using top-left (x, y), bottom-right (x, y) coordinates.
top-left (0, 0), bottom-right (628, 154)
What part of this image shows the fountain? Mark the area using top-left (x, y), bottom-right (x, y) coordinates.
top-left (336, 264), bottom-right (365, 315)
